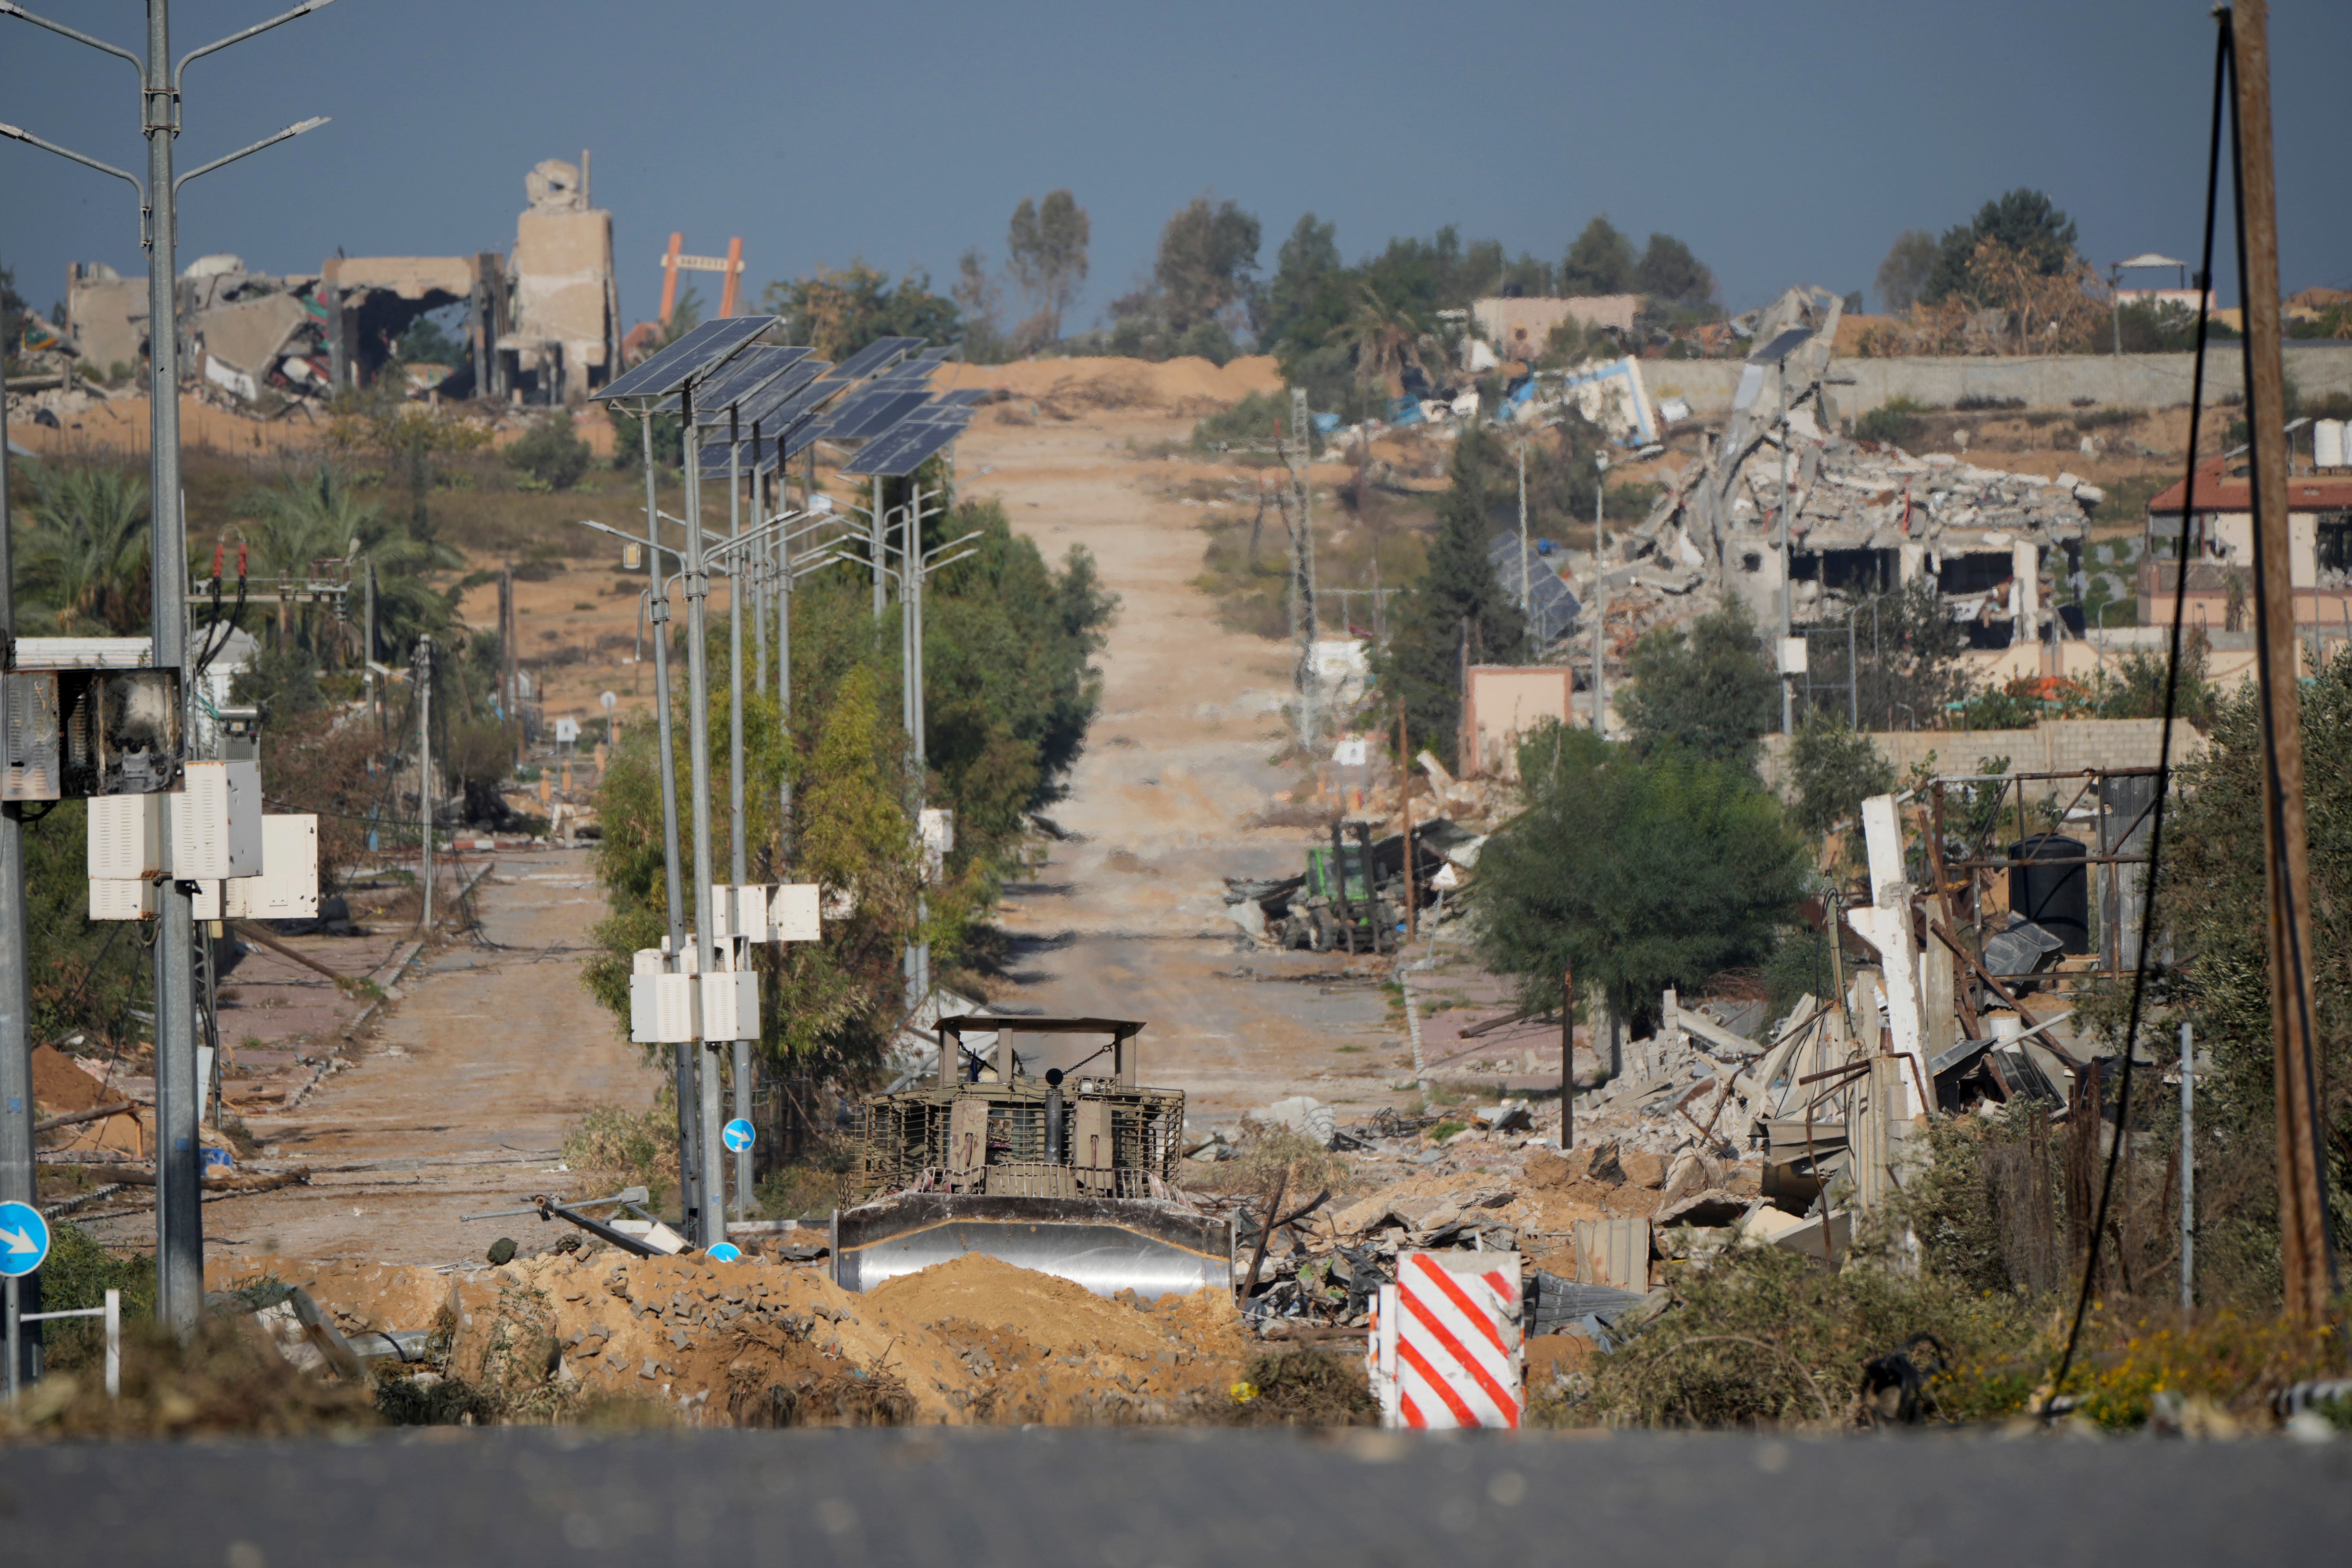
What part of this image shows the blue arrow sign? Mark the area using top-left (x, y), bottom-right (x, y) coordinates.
top-left (722, 1118), bottom-right (756, 1153)
top-left (0, 1200), bottom-right (50, 1278)
top-left (705, 1242), bottom-right (743, 1263)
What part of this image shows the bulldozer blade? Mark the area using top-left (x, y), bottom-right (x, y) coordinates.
top-left (833, 1193), bottom-right (1234, 1300)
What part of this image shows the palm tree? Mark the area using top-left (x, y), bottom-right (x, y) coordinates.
top-left (16, 463), bottom-right (150, 633)
top-left (1340, 283), bottom-right (1425, 411)
top-left (242, 465), bottom-right (375, 651)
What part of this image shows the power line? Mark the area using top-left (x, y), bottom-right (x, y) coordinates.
top-left (2045, 13), bottom-right (2230, 1413)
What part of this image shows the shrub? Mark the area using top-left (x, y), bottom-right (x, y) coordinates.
top-left (1191, 388), bottom-right (1305, 454)
top-left (507, 411), bottom-right (591, 491)
top-left (1854, 395), bottom-right (1933, 449)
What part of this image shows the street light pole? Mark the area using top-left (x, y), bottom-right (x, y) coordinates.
top-left (680, 401), bottom-right (726, 1249)
top-left (0, 270), bottom-right (33, 1387)
top-left (3, 0), bottom-right (338, 1341)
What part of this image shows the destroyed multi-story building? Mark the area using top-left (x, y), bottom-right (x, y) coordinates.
top-left (1611, 287), bottom-right (2101, 650)
top-left (60, 156), bottom-right (617, 410)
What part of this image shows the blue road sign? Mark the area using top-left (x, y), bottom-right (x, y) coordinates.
top-left (0, 1200), bottom-right (50, 1278)
top-left (705, 1242), bottom-right (743, 1263)
top-left (722, 1118), bottom-right (756, 1153)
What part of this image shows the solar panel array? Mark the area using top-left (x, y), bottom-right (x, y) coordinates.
top-left (841, 404), bottom-right (973, 477)
top-left (665, 344), bottom-right (810, 419)
top-left (1486, 536), bottom-right (1582, 645)
top-left (724, 358), bottom-right (831, 428)
top-left (596, 322), bottom-right (973, 484)
top-left (594, 316), bottom-right (773, 402)
top-left (828, 335), bottom-right (924, 383)
top-left (821, 388), bottom-right (934, 442)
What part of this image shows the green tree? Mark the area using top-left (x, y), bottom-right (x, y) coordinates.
top-left (1786, 711), bottom-right (1895, 838)
top-left (1155, 194), bottom-right (1261, 332)
top-left (1634, 233), bottom-right (1714, 307)
top-left (1923, 190), bottom-right (2078, 306)
top-left (1617, 597), bottom-right (1778, 770)
top-left (1476, 726), bottom-right (1807, 1029)
top-left (1561, 216), bottom-right (1637, 295)
top-left (1876, 229), bottom-right (1938, 313)
top-left (761, 264), bottom-right (958, 363)
top-left (1373, 426), bottom-right (1527, 768)
top-left (15, 461), bottom-right (151, 634)
top-left (19, 800), bottom-right (143, 1049)
top-left (1006, 190), bottom-right (1090, 345)
top-left (506, 409), bottom-right (592, 491)
top-left (2151, 655), bottom-right (2352, 1299)
top-left (582, 494), bottom-right (1114, 1064)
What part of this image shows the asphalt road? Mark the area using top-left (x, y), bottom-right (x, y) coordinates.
top-left (4, 1426), bottom-right (2347, 1565)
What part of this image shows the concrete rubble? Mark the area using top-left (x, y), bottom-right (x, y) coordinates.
top-left (1594, 285), bottom-right (2102, 646)
top-left (13, 157), bottom-right (618, 428)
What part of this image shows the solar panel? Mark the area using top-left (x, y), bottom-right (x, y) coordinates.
top-left (827, 336), bottom-right (924, 383)
top-left (698, 437), bottom-right (778, 480)
top-left (935, 387), bottom-right (990, 406)
top-left (1486, 537), bottom-right (1581, 645)
top-left (842, 417), bottom-right (968, 478)
top-left (823, 389), bottom-right (934, 442)
top-left (664, 345), bottom-right (810, 419)
top-left (727, 360), bottom-right (831, 427)
top-left (595, 317), bottom-right (775, 402)
top-left (732, 367), bottom-right (841, 433)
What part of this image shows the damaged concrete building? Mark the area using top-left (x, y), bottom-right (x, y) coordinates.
top-left (60, 156), bottom-right (616, 411)
top-left (1607, 287), bottom-right (2101, 652)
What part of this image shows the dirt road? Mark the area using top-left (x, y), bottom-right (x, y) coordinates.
top-left (956, 407), bottom-right (1415, 1123)
top-left (68, 373), bottom-right (1420, 1273)
top-left (75, 848), bottom-right (662, 1268)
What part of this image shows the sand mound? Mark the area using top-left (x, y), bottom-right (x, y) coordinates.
top-left (867, 1252), bottom-right (1176, 1361)
top-left (31, 1046), bottom-right (109, 1116)
top-left (929, 354), bottom-right (1280, 412)
top-left (218, 1246), bottom-right (1260, 1427)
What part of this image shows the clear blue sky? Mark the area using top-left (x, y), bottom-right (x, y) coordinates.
top-left (4, 0), bottom-right (2348, 333)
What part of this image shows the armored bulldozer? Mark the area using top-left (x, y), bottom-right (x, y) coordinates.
top-left (831, 1015), bottom-right (1234, 1299)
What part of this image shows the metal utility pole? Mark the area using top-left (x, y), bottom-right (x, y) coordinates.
top-left (364, 559), bottom-right (378, 730)
top-left (2179, 1021), bottom-right (2195, 1312)
top-left (1777, 365), bottom-right (1795, 735)
top-left (2232, 0), bottom-right (2334, 1319)
top-left (751, 466), bottom-right (769, 697)
top-left (415, 636), bottom-right (434, 934)
top-left (500, 566), bottom-right (517, 767)
top-left (680, 404), bottom-right (727, 1249)
top-left (1560, 964), bottom-right (1575, 1152)
top-left (870, 476), bottom-right (887, 620)
top-left (0, 293), bottom-right (35, 1388)
top-left (724, 420), bottom-right (751, 1229)
top-left (1590, 579), bottom-right (1607, 736)
top-left (1516, 441), bottom-right (1530, 614)
top-left (1289, 389), bottom-right (1320, 754)
top-left (2, 0), bottom-right (337, 1340)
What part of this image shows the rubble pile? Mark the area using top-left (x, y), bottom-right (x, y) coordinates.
top-left (1565, 285), bottom-right (2101, 656)
top-left (215, 1247), bottom-right (1255, 1426)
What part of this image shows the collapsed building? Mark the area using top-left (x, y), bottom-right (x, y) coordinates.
top-left (1602, 287), bottom-right (2103, 650)
top-left (58, 157), bottom-right (616, 413)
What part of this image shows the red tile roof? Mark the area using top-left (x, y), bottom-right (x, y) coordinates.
top-left (2149, 458), bottom-right (2352, 513)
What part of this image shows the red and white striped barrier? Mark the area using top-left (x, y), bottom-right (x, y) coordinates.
top-left (1368, 1250), bottom-right (1523, 1429)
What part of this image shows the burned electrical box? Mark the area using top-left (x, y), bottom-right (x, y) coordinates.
top-left (3, 667), bottom-right (184, 800)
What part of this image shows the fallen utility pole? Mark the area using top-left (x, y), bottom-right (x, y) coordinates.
top-left (2232, 0), bottom-right (2335, 1318)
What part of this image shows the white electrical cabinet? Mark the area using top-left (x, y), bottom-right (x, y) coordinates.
top-left (89, 877), bottom-right (155, 922)
top-left (172, 760), bottom-right (262, 879)
top-left (242, 815), bottom-right (319, 919)
top-left (699, 969), bottom-right (760, 1042)
top-left (772, 883), bottom-right (821, 941)
top-left (88, 793), bottom-right (167, 879)
top-left (629, 971), bottom-right (700, 1044)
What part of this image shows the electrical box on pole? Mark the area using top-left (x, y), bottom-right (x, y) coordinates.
top-left (2, 667), bottom-right (183, 800)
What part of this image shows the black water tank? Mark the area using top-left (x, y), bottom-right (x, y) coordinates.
top-left (2010, 834), bottom-right (2089, 955)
